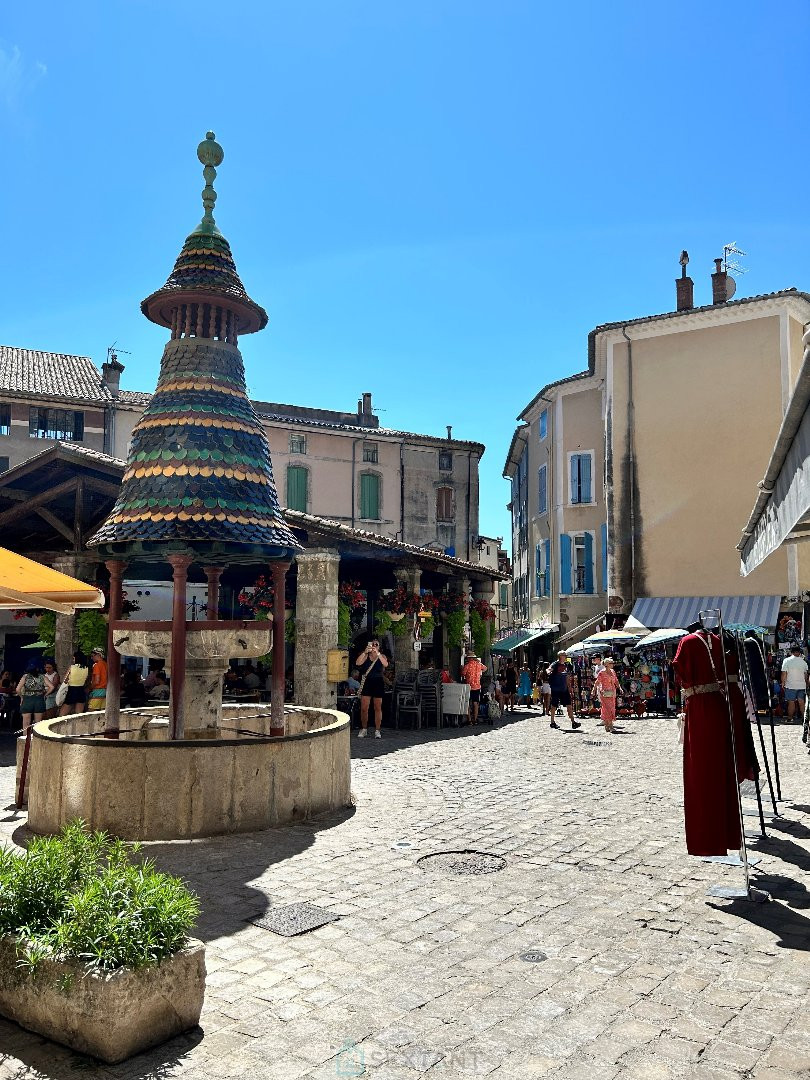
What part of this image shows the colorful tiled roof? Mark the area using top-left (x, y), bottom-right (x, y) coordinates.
top-left (0, 346), bottom-right (105, 403)
top-left (88, 133), bottom-right (299, 561)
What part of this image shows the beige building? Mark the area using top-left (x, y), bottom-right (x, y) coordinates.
top-left (507, 257), bottom-right (810, 640)
top-left (504, 371), bottom-right (606, 638)
top-left (0, 349), bottom-right (485, 563)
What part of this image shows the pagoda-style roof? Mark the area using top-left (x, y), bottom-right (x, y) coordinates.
top-left (88, 132), bottom-right (300, 564)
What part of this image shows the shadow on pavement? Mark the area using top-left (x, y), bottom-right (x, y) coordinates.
top-left (710, 887), bottom-right (810, 951)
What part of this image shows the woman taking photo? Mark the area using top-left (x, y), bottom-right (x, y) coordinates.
top-left (60, 651), bottom-right (89, 715)
top-left (356, 639), bottom-right (388, 739)
top-left (16, 662), bottom-right (46, 732)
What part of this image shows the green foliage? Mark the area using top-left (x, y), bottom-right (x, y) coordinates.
top-left (337, 600), bottom-right (351, 648)
top-left (0, 821), bottom-right (198, 976)
top-left (445, 609), bottom-right (467, 648)
top-left (76, 612), bottom-right (107, 657)
top-left (284, 615), bottom-right (296, 644)
top-left (470, 610), bottom-right (491, 656)
top-left (374, 610), bottom-right (393, 636)
top-left (391, 616), bottom-right (411, 638)
top-left (419, 616), bottom-right (435, 639)
top-left (37, 612), bottom-right (56, 652)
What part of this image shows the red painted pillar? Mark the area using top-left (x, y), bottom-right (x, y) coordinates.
top-left (168, 555), bottom-right (192, 740)
top-left (203, 565), bottom-right (224, 621)
top-left (104, 559), bottom-right (126, 738)
top-left (270, 561), bottom-right (290, 736)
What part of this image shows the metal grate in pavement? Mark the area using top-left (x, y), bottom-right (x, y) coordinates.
top-left (520, 950), bottom-right (548, 963)
top-left (250, 902), bottom-right (340, 937)
top-left (417, 850), bottom-right (506, 875)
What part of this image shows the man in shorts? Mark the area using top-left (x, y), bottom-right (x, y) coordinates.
top-left (781, 644), bottom-right (809, 722)
top-left (548, 651), bottom-right (581, 731)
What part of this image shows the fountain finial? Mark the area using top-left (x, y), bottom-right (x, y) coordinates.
top-left (196, 131), bottom-right (224, 235)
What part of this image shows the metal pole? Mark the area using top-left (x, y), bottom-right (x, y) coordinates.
top-left (737, 634), bottom-right (777, 817)
top-left (104, 559), bottom-right (126, 739)
top-left (270, 561), bottom-right (290, 737)
top-left (168, 555), bottom-right (192, 741)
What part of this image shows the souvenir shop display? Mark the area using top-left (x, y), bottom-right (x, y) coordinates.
top-left (673, 608), bottom-right (769, 903)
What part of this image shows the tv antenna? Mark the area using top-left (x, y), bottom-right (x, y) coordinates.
top-left (722, 242), bottom-right (748, 278)
top-left (106, 342), bottom-right (131, 364)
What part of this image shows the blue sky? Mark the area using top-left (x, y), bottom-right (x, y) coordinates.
top-left (2, 1), bottom-right (809, 549)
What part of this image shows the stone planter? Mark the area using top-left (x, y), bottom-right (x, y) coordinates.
top-left (0, 936), bottom-right (205, 1063)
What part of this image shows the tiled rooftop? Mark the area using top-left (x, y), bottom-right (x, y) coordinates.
top-left (0, 346), bottom-right (106, 403)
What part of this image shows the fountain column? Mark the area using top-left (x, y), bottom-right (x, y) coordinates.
top-left (104, 559), bottom-right (126, 737)
top-left (270, 561), bottom-right (291, 735)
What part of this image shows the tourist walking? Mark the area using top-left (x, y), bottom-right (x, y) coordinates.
top-left (17, 663), bottom-right (46, 732)
top-left (357, 639), bottom-right (388, 738)
top-left (518, 664), bottom-right (532, 706)
top-left (43, 660), bottom-right (61, 719)
top-left (781, 644), bottom-right (809, 723)
top-left (60, 651), bottom-right (90, 715)
top-left (594, 656), bottom-right (620, 732)
top-left (462, 652), bottom-right (487, 724)
top-left (502, 660), bottom-right (518, 711)
top-left (548, 652), bottom-right (581, 731)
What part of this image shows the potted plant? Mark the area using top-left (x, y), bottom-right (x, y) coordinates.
top-left (437, 592), bottom-right (468, 648)
top-left (0, 821), bottom-right (204, 1064)
top-left (338, 581), bottom-right (366, 647)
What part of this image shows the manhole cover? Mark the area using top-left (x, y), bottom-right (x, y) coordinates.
top-left (520, 950), bottom-right (548, 963)
top-left (251, 902), bottom-right (339, 937)
top-left (417, 850), bottom-right (506, 875)
top-left (583, 738), bottom-right (612, 747)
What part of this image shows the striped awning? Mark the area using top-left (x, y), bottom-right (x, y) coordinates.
top-left (630, 595), bottom-right (782, 631)
top-left (491, 626), bottom-right (557, 654)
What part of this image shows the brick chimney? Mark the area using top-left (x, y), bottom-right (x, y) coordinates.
top-left (712, 258), bottom-right (730, 305)
top-left (675, 250), bottom-right (694, 311)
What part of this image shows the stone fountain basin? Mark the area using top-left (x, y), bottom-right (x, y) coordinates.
top-left (112, 620), bottom-right (271, 660)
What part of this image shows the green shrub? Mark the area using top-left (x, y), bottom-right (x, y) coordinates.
top-left (76, 611), bottom-right (107, 657)
top-left (0, 821), bottom-right (198, 975)
top-left (445, 609), bottom-right (467, 648)
top-left (337, 600), bottom-right (351, 648)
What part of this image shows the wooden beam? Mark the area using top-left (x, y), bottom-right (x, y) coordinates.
top-left (35, 508), bottom-right (74, 544)
top-left (83, 476), bottom-right (123, 499)
top-left (0, 477), bottom-right (78, 528)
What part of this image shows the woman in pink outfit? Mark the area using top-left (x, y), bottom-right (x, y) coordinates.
top-left (594, 657), bottom-right (620, 732)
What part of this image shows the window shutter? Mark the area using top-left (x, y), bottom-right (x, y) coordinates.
top-left (535, 544), bottom-right (541, 597)
top-left (287, 466), bottom-right (307, 511)
top-left (361, 474), bottom-right (380, 519)
top-left (600, 522), bottom-right (608, 593)
top-left (544, 539), bottom-right (550, 597)
top-left (538, 465), bottom-right (547, 514)
top-left (581, 454), bottom-right (592, 503)
top-left (500, 583), bottom-right (507, 607)
top-left (560, 534), bottom-right (572, 593)
top-left (570, 456), bottom-right (578, 503)
top-left (584, 532), bottom-right (594, 594)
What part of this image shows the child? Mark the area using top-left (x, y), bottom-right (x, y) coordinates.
top-left (540, 675), bottom-right (552, 716)
top-left (531, 682), bottom-right (541, 708)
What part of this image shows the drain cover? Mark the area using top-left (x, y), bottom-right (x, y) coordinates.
top-left (583, 738), bottom-right (612, 747)
top-left (417, 850), bottom-right (506, 875)
top-left (520, 950), bottom-right (548, 963)
top-left (251, 903), bottom-right (339, 937)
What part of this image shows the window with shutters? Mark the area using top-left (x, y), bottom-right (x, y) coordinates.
top-left (436, 486), bottom-right (454, 522)
top-left (499, 583), bottom-right (508, 607)
top-left (572, 532), bottom-right (594, 594)
top-left (29, 407), bottom-right (84, 441)
top-left (534, 545), bottom-right (544, 597)
top-left (360, 472), bottom-right (380, 520)
top-left (538, 465), bottom-right (547, 515)
top-left (569, 451), bottom-right (594, 504)
top-left (538, 409), bottom-right (548, 441)
top-left (286, 465), bottom-right (308, 512)
top-left (362, 442), bottom-right (378, 463)
top-left (0, 406), bottom-right (10, 436)
top-left (439, 450), bottom-right (453, 471)
top-left (0, 457), bottom-right (8, 473)
top-left (289, 432), bottom-right (307, 454)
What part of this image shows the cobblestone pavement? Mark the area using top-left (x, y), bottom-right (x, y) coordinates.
top-left (1, 709), bottom-right (809, 1080)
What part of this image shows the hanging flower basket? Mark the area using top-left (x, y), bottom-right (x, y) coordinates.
top-left (238, 575), bottom-right (293, 621)
top-left (436, 592), bottom-right (467, 617)
top-left (378, 586), bottom-right (422, 616)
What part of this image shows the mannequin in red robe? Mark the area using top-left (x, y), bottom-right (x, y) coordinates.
top-left (673, 630), bottom-right (758, 856)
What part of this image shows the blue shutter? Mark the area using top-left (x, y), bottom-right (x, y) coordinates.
top-left (581, 454), bottom-right (592, 503)
top-left (538, 465), bottom-right (547, 514)
top-left (570, 456), bottom-right (578, 503)
top-left (544, 539), bottom-right (550, 598)
top-left (584, 532), bottom-right (594, 594)
top-left (600, 522), bottom-right (608, 593)
top-left (560, 534), bottom-right (572, 594)
top-left (535, 545), bottom-right (541, 597)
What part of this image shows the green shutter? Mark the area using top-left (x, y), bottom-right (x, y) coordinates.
top-left (287, 466), bottom-right (307, 511)
top-left (360, 473), bottom-right (380, 519)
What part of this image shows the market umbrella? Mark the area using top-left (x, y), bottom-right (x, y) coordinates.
top-left (633, 627), bottom-right (688, 649)
top-left (622, 615), bottom-right (650, 635)
top-left (583, 628), bottom-right (644, 645)
top-left (0, 547), bottom-right (104, 614)
top-left (563, 640), bottom-right (605, 656)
